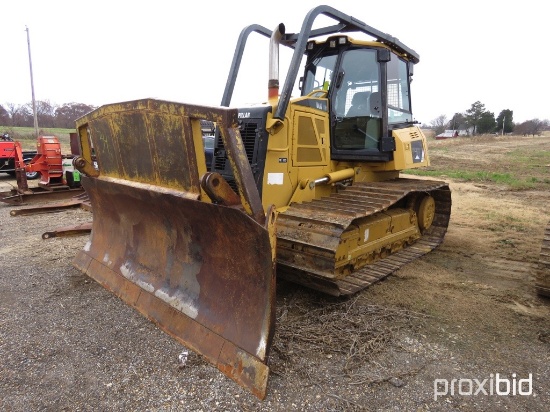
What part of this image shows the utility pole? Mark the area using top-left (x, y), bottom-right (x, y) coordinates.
top-left (502, 115), bottom-right (506, 136)
top-left (26, 26), bottom-right (39, 138)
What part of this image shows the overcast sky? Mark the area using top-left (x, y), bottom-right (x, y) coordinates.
top-left (2, 0), bottom-right (548, 124)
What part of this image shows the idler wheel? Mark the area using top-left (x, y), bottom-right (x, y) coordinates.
top-left (417, 195), bottom-right (435, 231)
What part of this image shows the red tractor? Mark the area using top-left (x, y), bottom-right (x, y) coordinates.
top-left (0, 133), bottom-right (39, 179)
top-left (0, 134), bottom-right (83, 204)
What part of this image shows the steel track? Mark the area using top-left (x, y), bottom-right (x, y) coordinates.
top-left (276, 178), bottom-right (452, 296)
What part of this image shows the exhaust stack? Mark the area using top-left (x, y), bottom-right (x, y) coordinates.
top-left (268, 23), bottom-right (285, 100)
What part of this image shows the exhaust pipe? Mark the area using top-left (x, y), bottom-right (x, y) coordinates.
top-left (268, 23), bottom-right (285, 100)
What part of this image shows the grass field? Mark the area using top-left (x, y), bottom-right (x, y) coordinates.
top-left (406, 133), bottom-right (550, 190)
top-left (1, 126), bottom-right (74, 152)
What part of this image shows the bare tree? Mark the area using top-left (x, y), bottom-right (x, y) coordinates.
top-left (55, 103), bottom-right (96, 128)
top-left (5, 103), bottom-right (19, 126)
top-left (0, 105), bottom-right (9, 125)
top-left (430, 114), bottom-right (448, 136)
top-left (6, 103), bottom-right (33, 127)
top-left (34, 100), bottom-right (57, 128)
top-left (514, 119), bottom-right (549, 136)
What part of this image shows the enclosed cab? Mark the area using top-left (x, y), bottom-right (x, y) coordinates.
top-left (210, 11), bottom-right (450, 295)
top-left (212, 27), bottom-right (431, 212)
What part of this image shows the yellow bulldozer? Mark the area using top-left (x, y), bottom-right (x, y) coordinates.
top-left (72, 6), bottom-right (451, 399)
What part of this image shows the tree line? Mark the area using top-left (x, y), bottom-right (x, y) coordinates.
top-left (3, 99), bottom-right (548, 137)
top-left (428, 101), bottom-right (549, 137)
top-left (0, 101), bottom-right (97, 129)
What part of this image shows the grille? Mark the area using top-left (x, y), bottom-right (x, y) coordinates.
top-left (240, 121), bottom-right (258, 163)
top-left (214, 121), bottom-right (258, 172)
top-left (214, 136), bottom-right (226, 170)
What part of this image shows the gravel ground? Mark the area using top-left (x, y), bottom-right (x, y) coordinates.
top-left (0, 159), bottom-right (549, 411)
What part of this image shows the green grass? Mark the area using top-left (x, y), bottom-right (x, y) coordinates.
top-left (1, 126), bottom-right (74, 151)
top-left (403, 168), bottom-right (538, 189)
top-left (405, 137), bottom-right (550, 190)
top-left (506, 148), bottom-right (550, 169)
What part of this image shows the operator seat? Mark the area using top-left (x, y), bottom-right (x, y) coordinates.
top-left (346, 91), bottom-right (370, 117)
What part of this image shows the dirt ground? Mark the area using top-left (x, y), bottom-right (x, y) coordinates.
top-left (0, 135), bottom-right (548, 411)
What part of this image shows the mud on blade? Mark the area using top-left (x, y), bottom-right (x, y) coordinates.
top-left (72, 99), bottom-right (276, 399)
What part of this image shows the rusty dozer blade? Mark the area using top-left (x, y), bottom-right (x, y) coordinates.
top-left (72, 99), bottom-right (276, 399)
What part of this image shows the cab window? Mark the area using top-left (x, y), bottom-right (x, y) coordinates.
top-left (387, 54), bottom-right (412, 123)
top-left (303, 54), bottom-right (337, 94)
